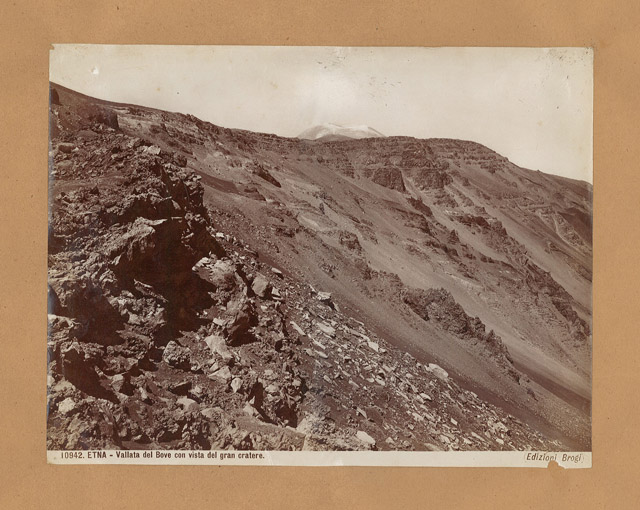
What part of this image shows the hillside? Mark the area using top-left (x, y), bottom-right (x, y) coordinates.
top-left (47, 83), bottom-right (591, 451)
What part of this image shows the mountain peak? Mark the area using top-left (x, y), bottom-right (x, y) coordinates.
top-left (298, 123), bottom-right (386, 141)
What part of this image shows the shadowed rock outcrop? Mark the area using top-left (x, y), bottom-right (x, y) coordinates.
top-left (402, 287), bottom-right (516, 377)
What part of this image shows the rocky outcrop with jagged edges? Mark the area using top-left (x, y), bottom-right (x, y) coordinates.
top-left (402, 287), bottom-right (517, 378)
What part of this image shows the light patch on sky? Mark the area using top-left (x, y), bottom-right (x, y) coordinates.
top-left (50, 45), bottom-right (593, 183)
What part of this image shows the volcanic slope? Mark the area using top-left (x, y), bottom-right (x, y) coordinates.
top-left (48, 83), bottom-right (592, 450)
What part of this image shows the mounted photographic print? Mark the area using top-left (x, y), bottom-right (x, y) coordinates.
top-left (47, 45), bottom-right (592, 467)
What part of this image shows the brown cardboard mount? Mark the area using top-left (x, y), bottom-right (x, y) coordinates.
top-left (1, 1), bottom-right (639, 508)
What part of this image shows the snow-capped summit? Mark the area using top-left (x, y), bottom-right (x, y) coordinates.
top-left (297, 123), bottom-right (386, 141)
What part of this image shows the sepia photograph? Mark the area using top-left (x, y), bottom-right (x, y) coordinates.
top-left (46, 45), bottom-right (592, 466)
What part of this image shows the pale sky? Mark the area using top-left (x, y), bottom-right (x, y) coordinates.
top-left (50, 45), bottom-right (593, 183)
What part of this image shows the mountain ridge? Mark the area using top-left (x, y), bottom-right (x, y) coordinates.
top-left (49, 82), bottom-right (593, 187)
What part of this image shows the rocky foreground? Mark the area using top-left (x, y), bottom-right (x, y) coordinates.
top-left (47, 100), bottom-right (562, 451)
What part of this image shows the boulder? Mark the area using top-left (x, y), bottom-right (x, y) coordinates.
top-left (316, 322), bottom-right (336, 338)
top-left (367, 341), bottom-right (380, 353)
top-left (209, 260), bottom-right (241, 292)
top-left (231, 378), bottom-right (243, 393)
top-left (356, 430), bottom-right (376, 447)
top-left (289, 321), bottom-right (306, 336)
top-left (204, 334), bottom-right (233, 363)
top-left (426, 363), bottom-right (449, 380)
top-left (224, 297), bottom-right (257, 345)
top-left (56, 342), bottom-right (118, 403)
top-left (251, 273), bottom-right (271, 298)
top-left (57, 397), bottom-right (78, 415)
top-left (317, 291), bottom-right (332, 304)
top-left (111, 374), bottom-right (133, 395)
top-left (209, 365), bottom-right (232, 383)
top-left (110, 218), bottom-right (184, 277)
top-left (265, 383), bottom-right (280, 395)
top-left (177, 396), bottom-right (199, 412)
top-left (162, 341), bottom-right (191, 370)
